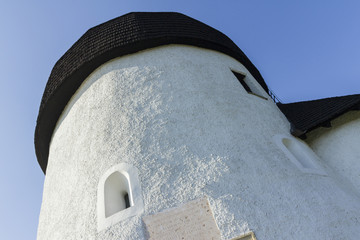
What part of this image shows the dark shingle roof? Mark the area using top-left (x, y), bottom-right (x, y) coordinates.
top-left (277, 94), bottom-right (360, 137)
top-left (35, 12), bottom-right (268, 173)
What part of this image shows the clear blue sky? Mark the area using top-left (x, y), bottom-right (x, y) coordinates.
top-left (1, 1), bottom-right (359, 239)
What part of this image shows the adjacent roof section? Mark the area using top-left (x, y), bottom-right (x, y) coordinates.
top-left (278, 94), bottom-right (360, 138)
top-left (35, 12), bottom-right (268, 173)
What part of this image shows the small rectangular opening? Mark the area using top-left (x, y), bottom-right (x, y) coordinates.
top-left (124, 193), bottom-right (130, 208)
top-left (232, 71), bottom-right (252, 93)
top-left (231, 70), bottom-right (267, 100)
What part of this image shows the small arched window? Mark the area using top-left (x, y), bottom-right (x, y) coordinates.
top-left (97, 163), bottom-right (144, 231)
top-left (274, 134), bottom-right (326, 175)
top-left (104, 171), bottom-right (132, 217)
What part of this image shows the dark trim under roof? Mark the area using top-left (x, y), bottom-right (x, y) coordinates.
top-left (35, 12), bottom-right (268, 173)
top-left (278, 94), bottom-right (360, 138)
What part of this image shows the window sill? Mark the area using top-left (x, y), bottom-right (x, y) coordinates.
top-left (249, 92), bottom-right (268, 100)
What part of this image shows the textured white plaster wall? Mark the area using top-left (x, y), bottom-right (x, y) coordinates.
top-left (38, 45), bottom-right (360, 240)
top-left (306, 111), bottom-right (360, 195)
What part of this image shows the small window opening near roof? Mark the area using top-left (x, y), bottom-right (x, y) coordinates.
top-left (232, 70), bottom-right (267, 100)
top-left (232, 71), bottom-right (252, 93)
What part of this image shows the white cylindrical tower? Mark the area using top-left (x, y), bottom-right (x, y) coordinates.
top-left (35, 12), bottom-right (360, 240)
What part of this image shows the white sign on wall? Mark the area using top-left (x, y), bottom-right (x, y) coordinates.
top-left (143, 197), bottom-right (221, 240)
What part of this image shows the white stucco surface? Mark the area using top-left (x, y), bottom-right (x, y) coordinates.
top-left (38, 45), bottom-right (360, 240)
top-left (306, 111), bottom-right (360, 195)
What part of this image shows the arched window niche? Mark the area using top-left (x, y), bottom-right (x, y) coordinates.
top-left (274, 134), bottom-right (327, 176)
top-left (104, 171), bottom-right (132, 217)
top-left (97, 163), bottom-right (144, 231)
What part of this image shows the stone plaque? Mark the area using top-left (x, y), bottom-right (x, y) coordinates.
top-left (143, 197), bottom-right (221, 240)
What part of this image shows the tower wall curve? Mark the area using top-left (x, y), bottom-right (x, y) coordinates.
top-left (38, 45), bottom-right (360, 240)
